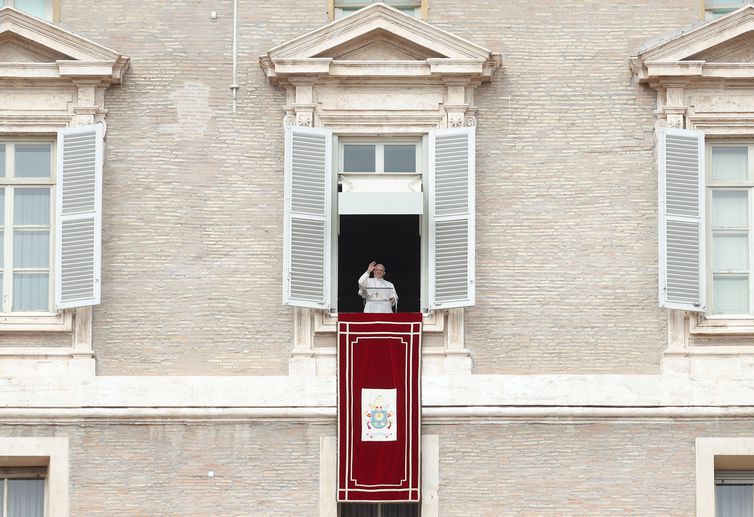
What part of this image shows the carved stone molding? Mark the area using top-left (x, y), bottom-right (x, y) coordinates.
top-left (295, 111), bottom-right (313, 127)
top-left (666, 114), bottom-right (684, 128)
top-left (263, 3), bottom-right (499, 376)
top-left (448, 113), bottom-right (464, 128)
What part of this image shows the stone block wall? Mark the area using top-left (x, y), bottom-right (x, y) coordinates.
top-left (41, 0), bottom-right (707, 375)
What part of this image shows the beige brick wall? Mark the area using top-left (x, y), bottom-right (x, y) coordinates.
top-left (431, 0), bottom-right (703, 373)
top-left (56, 1), bottom-right (334, 375)
top-left (42, 1), bottom-right (712, 375)
top-left (2, 419), bottom-right (754, 515)
top-left (3, 422), bottom-right (328, 516)
top-left (433, 419), bottom-right (754, 516)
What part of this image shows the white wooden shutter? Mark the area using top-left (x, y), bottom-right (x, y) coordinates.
top-left (283, 126), bottom-right (333, 309)
top-left (658, 128), bottom-right (705, 311)
top-left (55, 124), bottom-right (103, 309)
top-left (428, 127), bottom-right (475, 308)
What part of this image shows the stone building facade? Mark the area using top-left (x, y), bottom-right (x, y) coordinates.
top-left (1, 0), bottom-right (754, 515)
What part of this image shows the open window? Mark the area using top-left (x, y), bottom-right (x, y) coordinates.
top-left (283, 126), bottom-right (475, 313)
top-left (264, 2), bottom-right (499, 373)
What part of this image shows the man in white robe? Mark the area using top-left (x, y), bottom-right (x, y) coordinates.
top-left (358, 261), bottom-right (398, 313)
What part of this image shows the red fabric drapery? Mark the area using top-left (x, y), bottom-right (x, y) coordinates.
top-left (337, 313), bottom-right (422, 503)
top-left (338, 313), bottom-right (422, 502)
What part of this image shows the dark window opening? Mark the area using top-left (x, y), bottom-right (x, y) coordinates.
top-left (338, 502), bottom-right (421, 517)
top-left (338, 215), bottom-right (421, 313)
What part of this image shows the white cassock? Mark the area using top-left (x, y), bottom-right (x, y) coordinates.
top-left (358, 271), bottom-right (398, 313)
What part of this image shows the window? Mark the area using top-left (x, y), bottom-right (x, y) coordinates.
top-left (0, 438), bottom-right (68, 517)
top-left (4, 0), bottom-right (53, 21)
top-left (339, 503), bottom-right (420, 516)
top-left (0, 141), bottom-right (54, 314)
top-left (705, 1), bottom-right (753, 19)
top-left (706, 143), bottom-right (754, 316)
top-left (716, 471), bottom-right (754, 517)
top-left (342, 141), bottom-right (418, 174)
top-left (283, 127), bottom-right (475, 312)
top-left (332, 0), bottom-right (423, 19)
top-left (697, 439), bottom-right (754, 517)
top-left (0, 467), bottom-right (46, 517)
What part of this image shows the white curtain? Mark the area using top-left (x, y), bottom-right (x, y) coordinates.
top-left (12, 188), bottom-right (50, 312)
top-left (716, 485), bottom-right (754, 517)
top-left (7, 479), bottom-right (44, 517)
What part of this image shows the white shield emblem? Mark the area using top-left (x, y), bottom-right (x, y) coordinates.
top-left (361, 388), bottom-right (397, 442)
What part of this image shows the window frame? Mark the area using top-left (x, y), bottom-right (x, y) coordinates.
top-left (705, 140), bottom-right (754, 319)
top-left (0, 137), bottom-right (56, 316)
top-left (4, 0), bottom-right (56, 22)
top-left (704, 0), bottom-right (754, 19)
top-left (328, 0), bottom-right (427, 20)
top-left (0, 437), bottom-right (68, 517)
top-left (339, 137), bottom-right (422, 175)
top-left (697, 438), bottom-right (754, 517)
top-left (334, 134), bottom-right (428, 313)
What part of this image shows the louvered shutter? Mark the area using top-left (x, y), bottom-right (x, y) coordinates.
top-left (658, 128), bottom-right (705, 311)
top-left (428, 127), bottom-right (475, 308)
top-left (55, 124), bottom-right (103, 309)
top-left (283, 126), bottom-right (333, 309)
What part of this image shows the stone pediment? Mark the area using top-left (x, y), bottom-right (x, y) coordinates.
top-left (314, 29), bottom-right (445, 61)
top-left (686, 31), bottom-right (754, 63)
top-left (0, 33), bottom-right (69, 62)
top-left (0, 6), bottom-right (129, 82)
top-left (631, 5), bottom-right (754, 83)
top-left (260, 2), bottom-right (500, 86)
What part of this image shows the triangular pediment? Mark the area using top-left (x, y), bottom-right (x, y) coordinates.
top-left (314, 29), bottom-right (445, 61)
top-left (260, 3), bottom-right (500, 85)
top-left (686, 31), bottom-right (754, 63)
top-left (0, 6), bottom-right (129, 81)
top-left (0, 33), bottom-right (69, 63)
top-left (634, 5), bottom-right (754, 63)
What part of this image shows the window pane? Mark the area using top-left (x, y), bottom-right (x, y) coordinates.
top-left (12, 0), bottom-right (50, 20)
top-left (712, 147), bottom-right (748, 180)
top-left (715, 233), bottom-right (749, 271)
top-left (14, 189), bottom-right (50, 226)
top-left (0, 188), bottom-right (5, 226)
top-left (716, 484), bottom-right (753, 517)
top-left (339, 503), bottom-right (378, 517)
top-left (713, 275), bottom-right (750, 314)
top-left (0, 144), bottom-right (5, 178)
top-left (384, 145), bottom-right (416, 173)
top-left (336, 0), bottom-right (420, 4)
top-left (344, 145), bottom-right (376, 172)
top-left (14, 231), bottom-right (49, 268)
top-left (713, 191), bottom-right (748, 228)
top-left (14, 144), bottom-right (51, 178)
top-left (13, 273), bottom-right (48, 312)
top-left (7, 479), bottom-right (44, 517)
top-left (381, 503), bottom-right (421, 517)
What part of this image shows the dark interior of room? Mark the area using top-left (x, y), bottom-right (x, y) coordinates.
top-left (337, 214), bottom-right (421, 313)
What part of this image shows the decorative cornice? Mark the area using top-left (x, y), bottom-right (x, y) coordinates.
top-left (0, 6), bottom-right (129, 83)
top-left (260, 3), bottom-right (501, 86)
top-left (631, 5), bottom-right (754, 85)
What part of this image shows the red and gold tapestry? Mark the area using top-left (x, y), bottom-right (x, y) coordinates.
top-left (337, 313), bottom-right (422, 503)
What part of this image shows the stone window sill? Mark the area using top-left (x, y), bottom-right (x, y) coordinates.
top-left (690, 315), bottom-right (754, 337)
top-left (0, 310), bottom-right (72, 332)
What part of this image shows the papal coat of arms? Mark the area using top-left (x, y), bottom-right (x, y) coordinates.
top-left (361, 388), bottom-right (397, 441)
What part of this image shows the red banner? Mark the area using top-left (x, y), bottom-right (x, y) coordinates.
top-left (337, 313), bottom-right (422, 503)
